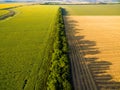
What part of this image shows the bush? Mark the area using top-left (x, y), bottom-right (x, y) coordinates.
top-left (47, 8), bottom-right (72, 90)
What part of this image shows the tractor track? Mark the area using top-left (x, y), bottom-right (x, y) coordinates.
top-left (64, 17), bottom-right (98, 90)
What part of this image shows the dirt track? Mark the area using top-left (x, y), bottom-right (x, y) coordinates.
top-left (64, 16), bottom-right (120, 90)
top-left (0, 9), bottom-right (15, 20)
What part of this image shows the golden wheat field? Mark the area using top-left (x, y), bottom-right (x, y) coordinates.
top-left (64, 16), bottom-right (120, 89)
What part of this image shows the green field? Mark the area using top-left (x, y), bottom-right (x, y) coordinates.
top-left (0, 10), bottom-right (9, 16)
top-left (61, 4), bottom-right (120, 15)
top-left (0, 5), bottom-right (59, 90)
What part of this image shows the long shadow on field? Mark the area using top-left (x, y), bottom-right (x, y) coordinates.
top-left (64, 18), bottom-right (120, 90)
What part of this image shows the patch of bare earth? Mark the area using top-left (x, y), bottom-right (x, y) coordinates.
top-left (64, 16), bottom-right (120, 90)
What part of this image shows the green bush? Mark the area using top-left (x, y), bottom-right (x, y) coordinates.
top-left (47, 8), bottom-right (72, 90)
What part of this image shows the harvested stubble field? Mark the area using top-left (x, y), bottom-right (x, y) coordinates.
top-left (64, 16), bottom-right (120, 90)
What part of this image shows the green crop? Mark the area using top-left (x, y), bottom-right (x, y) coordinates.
top-left (61, 4), bottom-right (120, 15)
top-left (0, 10), bottom-right (9, 16)
top-left (0, 5), bottom-right (59, 90)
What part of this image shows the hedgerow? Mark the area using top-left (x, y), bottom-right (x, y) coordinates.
top-left (47, 8), bottom-right (72, 90)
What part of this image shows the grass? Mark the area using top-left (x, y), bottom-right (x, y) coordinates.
top-left (61, 4), bottom-right (120, 15)
top-left (0, 10), bottom-right (9, 16)
top-left (0, 5), bottom-right (59, 90)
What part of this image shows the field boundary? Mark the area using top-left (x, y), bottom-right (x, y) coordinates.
top-left (0, 9), bottom-right (15, 20)
top-left (47, 8), bottom-right (73, 90)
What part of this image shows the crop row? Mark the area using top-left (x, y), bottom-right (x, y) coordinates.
top-left (47, 8), bottom-right (72, 90)
top-left (0, 5), bottom-right (59, 90)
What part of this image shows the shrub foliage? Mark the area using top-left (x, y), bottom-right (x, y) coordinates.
top-left (47, 8), bottom-right (72, 90)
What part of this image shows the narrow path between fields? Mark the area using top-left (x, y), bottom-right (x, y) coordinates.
top-left (0, 9), bottom-right (15, 20)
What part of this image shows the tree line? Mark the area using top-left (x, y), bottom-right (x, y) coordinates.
top-left (47, 8), bottom-right (73, 90)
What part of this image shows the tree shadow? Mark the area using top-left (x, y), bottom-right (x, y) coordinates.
top-left (64, 15), bottom-right (120, 90)
top-left (61, 8), bottom-right (68, 16)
